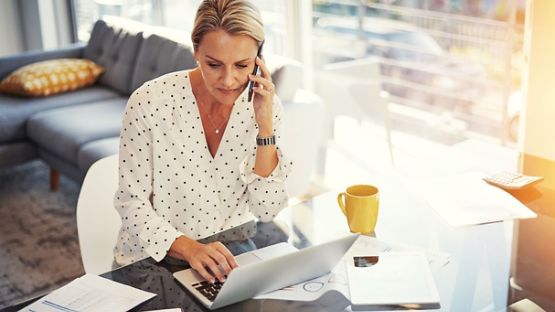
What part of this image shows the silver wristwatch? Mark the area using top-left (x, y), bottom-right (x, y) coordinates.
top-left (256, 135), bottom-right (276, 146)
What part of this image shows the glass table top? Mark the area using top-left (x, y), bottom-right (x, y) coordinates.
top-left (100, 160), bottom-right (555, 312)
top-left (5, 141), bottom-right (555, 311)
top-left (105, 174), bottom-right (554, 312)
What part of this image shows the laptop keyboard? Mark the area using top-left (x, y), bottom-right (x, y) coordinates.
top-left (192, 279), bottom-right (225, 302)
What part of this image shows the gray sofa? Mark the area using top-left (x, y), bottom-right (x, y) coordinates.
top-left (0, 18), bottom-right (324, 197)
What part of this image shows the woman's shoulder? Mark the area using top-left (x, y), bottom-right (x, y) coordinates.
top-left (133, 69), bottom-right (193, 93)
top-left (128, 69), bottom-right (193, 105)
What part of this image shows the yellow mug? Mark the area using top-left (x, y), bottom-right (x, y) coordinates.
top-left (337, 185), bottom-right (379, 234)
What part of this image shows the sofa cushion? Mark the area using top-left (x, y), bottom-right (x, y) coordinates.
top-left (77, 137), bottom-right (119, 173)
top-left (27, 99), bottom-right (126, 165)
top-left (84, 20), bottom-right (143, 95)
top-left (0, 58), bottom-right (104, 96)
top-left (0, 141), bottom-right (37, 168)
top-left (0, 42), bottom-right (86, 81)
top-left (0, 86), bottom-right (120, 143)
top-left (130, 34), bottom-right (196, 92)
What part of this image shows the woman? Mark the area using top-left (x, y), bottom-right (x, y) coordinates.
top-left (113, 0), bottom-right (291, 284)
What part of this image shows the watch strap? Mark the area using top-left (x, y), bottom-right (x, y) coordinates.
top-left (256, 135), bottom-right (276, 146)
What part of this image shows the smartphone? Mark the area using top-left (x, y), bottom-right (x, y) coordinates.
top-left (248, 41), bottom-right (264, 102)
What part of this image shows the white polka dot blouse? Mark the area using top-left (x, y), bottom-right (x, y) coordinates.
top-left (113, 70), bottom-right (291, 265)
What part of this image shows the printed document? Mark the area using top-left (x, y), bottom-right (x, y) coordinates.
top-left (347, 252), bottom-right (439, 307)
top-left (408, 171), bottom-right (536, 227)
top-left (20, 274), bottom-right (155, 312)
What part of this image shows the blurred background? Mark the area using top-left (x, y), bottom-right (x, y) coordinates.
top-left (69, 0), bottom-right (525, 140)
top-left (66, 0), bottom-right (529, 179)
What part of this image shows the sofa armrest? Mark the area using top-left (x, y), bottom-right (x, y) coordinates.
top-left (0, 42), bottom-right (87, 79)
top-left (281, 90), bottom-right (326, 198)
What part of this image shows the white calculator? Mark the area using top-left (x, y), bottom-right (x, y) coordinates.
top-left (483, 172), bottom-right (543, 190)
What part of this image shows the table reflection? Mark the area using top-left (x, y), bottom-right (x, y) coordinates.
top-left (104, 220), bottom-right (283, 311)
top-left (102, 220), bottom-right (353, 311)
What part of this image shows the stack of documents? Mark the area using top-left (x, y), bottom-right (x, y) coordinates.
top-left (408, 172), bottom-right (537, 227)
top-left (21, 274), bottom-right (156, 311)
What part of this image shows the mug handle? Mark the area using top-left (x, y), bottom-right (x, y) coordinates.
top-left (337, 192), bottom-right (347, 216)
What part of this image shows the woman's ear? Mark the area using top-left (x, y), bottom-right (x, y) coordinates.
top-left (193, 50), bottom-right (199, 66)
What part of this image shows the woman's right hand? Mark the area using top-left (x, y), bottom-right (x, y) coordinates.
top-left (168, 235), bottom-right (238, 283)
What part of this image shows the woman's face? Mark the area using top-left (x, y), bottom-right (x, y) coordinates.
top-left (195, 28), bottom-right (259, 105)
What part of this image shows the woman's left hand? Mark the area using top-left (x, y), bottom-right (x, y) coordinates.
top-left (249, 57), bottom-right (275, 136)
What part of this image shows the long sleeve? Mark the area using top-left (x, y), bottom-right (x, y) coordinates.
top-left (114, 88), bottom-right (183, 262)
top-left (114, 70), bottom-right (293, 265)
top-left (240, 96), bottom-right (292, 222)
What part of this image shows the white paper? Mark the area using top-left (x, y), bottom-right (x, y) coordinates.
top-left (20, 274), bottom-right (156, 312)
top-left (347, 252), bottom-right (440, 306)
top-left (254, 236), bottom-right (449, 301)
top-left (408, 172), bottom-right (537, 227)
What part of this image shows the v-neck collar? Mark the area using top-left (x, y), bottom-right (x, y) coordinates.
top-left (186, 71), bottom-right (248, 162)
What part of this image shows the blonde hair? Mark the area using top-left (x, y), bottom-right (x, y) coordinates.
top-left (191, 0), bottom-right (264, 50)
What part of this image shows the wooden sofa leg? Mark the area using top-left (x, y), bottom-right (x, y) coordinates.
top-left (50, 169), bottom-right (60, 191)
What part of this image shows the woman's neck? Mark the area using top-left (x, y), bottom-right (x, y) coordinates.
top-left (190, 68), bottom-right (232, 116)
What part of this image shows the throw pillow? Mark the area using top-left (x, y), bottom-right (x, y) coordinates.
top-left (0, 58), bottom-right (105, 96)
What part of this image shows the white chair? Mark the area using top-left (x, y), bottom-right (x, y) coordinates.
top-left (316, 57), bottom-right (395, 166)
top-left (76, 154), bottom-right (121, 275)
top-left (281, 90), bottom-right (326, 198)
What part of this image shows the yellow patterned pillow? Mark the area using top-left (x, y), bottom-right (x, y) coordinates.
top-left (0, 58), bottom-right (105, 97)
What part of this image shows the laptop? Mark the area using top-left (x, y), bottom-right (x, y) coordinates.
top-left (173, 234), bottom-right (359, 309)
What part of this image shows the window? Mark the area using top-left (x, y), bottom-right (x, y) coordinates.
top-left (312, 0), bottom-right (525, 145)
top-left (71, 0), bottom-right (286, 55)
